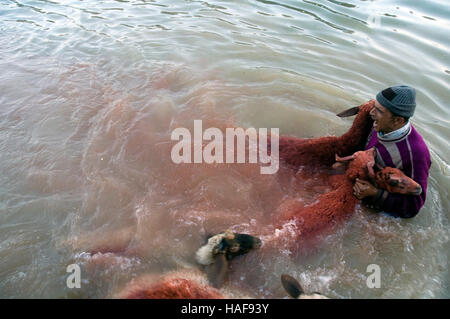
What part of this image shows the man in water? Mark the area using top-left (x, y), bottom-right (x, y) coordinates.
top-left (353, 85), bottom-right (431, 218)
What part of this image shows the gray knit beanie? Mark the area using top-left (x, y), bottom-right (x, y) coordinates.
top-left (376, 85), bottom-right (416, 118)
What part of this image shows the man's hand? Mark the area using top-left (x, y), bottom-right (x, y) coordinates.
top-left (353, 178), bottom-right (378, 199)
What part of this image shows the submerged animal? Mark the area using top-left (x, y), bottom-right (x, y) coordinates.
top-left (271, 101), bottom-right (376, 246)
top-left (195, 230), bottom-right (262, 288)
top-left (275, 142), bottom-right (370, 247)
top-left (65, 99), bottom-right (386, 298)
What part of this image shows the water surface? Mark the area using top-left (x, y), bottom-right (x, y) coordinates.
top-left (0, 0), bottom-right (449, 298)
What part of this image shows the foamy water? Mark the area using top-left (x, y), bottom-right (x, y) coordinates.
top-left (0, 0), bottom-right (448, 298)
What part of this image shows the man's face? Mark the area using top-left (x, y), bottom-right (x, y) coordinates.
top-left (370, 100), bottom-right (397, 134)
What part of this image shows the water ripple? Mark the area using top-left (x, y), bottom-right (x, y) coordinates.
top-left (0, 0), bottom-right (449, 299)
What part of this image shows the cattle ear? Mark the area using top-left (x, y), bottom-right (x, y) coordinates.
top-left (336, 106), bottom-right (359, 117)
top-left (281, 274), bottom-right (304, 299)
top-left (207, 254), bottom-right (228, 288)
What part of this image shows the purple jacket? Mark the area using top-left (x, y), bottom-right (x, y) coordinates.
top-left (364, 125), bottom-right (431, 218)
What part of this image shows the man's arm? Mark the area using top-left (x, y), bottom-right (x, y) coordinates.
top-left (366, 189), bottom-right (426, 218)
top-left (355, 159), bottom-right (431, 218)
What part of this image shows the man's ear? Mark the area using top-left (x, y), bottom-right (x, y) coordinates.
top-left (393, 115), bottom-right (406, 126)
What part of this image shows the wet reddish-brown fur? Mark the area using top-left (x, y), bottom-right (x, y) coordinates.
top-left (272, 101), bottom-right (376, 247)
top-left (280, 147), bottom-right (372, 243)
top-left (274, 100), bottom-right (375, 168)
top-left (120, 277), bottom-right (225, 299)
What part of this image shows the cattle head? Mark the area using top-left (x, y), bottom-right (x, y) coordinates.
top-left (375, 167), bottom-right (422, 196)
top-left (196, 230), bottom-right (261, 288)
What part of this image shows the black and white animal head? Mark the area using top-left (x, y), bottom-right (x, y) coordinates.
top-left (195, 230), bottom-right (261, 288)
top-left (217, 232), bottom-right (262, 260)
top-left (196, 230), bottom-right (261, 266)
